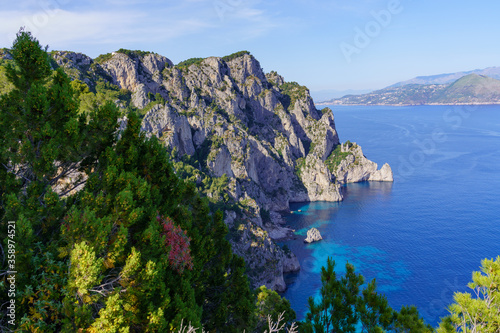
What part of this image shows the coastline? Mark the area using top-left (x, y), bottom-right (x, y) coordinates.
top-left (315, 102), bottom-right (500, 107)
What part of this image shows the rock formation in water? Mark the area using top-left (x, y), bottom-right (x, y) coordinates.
top-left (304, 228), bottom-right (323, 243)
top-left (42, 49), bottom-right (393, 291)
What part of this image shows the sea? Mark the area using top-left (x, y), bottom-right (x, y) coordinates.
top-left (281, 105), bottom-right (500, 327)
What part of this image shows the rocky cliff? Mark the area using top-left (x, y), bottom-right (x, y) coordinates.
top-left (46, 49), bottom-right (393, 291)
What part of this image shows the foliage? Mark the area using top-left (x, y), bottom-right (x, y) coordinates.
top-left (159, 215), bottom-right (194, 274)
top-left (137, 92), bottom-right (166, 117)
top-left (116, 48), bottom-right (154, 58)
top-left (294, 157), bottom-right (306, 178)
top-left (94, 49), bottom-right (154, 63)
top-left (0, 28), bottom-right (120, 332)
top-left (392, 305), bottom-right (433, 333)
top-left (303, 258), bottom-right (363, 333)
top-left (94, 52), bottom-right (114, 64)
top-left (325, 142), bottom-right (353, 173)
top-left (0, 61), bottom-right (14, 95)
top-left (70, 79), bottom-right (90, 98)
top-left (280, 82), bottom-right (309, 111)
top-left (255, 286), bottom-right (296, 332)
top-left (177, 57), bottom-right (204, 70)
top-left (320, 108), bottom-right (332, 116)
top-left (222, 51), bottom-right (251, 62)
top-left (437, 256), bottom-right (500, 333)
top-left (78, 79), bottom-right (133, 115)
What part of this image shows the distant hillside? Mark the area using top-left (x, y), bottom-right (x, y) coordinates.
top-left (320, 74), bottom-right (500, 106)
top-left (433, 73), bottom-right (500, 103)
top-left (390, 67), bottom-right (500, 87)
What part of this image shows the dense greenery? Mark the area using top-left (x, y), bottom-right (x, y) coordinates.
top-left (94, 49), bottom-right (154, 64)
top-left (221, 51), bottom-right (251, 62)
top-left (116, 48), bottom-right (155, 58)
top-left (175, 51), bottom-right (250, 70)
top-left (94, 52), bottom-right (114, 64)
top-left (0, 61), bottom-right (14, 95)
top-left (77, 79), bottom-right (135, 115)
top-left (176, 57), bottom-right (205, 70)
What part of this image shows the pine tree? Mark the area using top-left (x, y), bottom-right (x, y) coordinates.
top-left (301, 258), bottom-right (432, 333)
top-left (0, 29), bottom-right (119, 332)
top-left (391, 305), bottom-right (433, 333)
top-left (357, 279), bottom-right (393, 332)
top-left (437, 256), bottom-right (500, 333)
top-left (255, 285), bottom-right (296, 332)
top-left (303, 258), bottom-right (363, 333)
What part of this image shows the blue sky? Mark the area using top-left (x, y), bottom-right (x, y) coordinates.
top-left (1, 0), bottom-right (500, 95)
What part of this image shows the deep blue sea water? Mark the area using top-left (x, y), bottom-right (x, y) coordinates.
top-left (281, 105), bottom-right (500, 327)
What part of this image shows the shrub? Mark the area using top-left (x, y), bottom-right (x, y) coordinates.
top-left (222, 50), bottom-right (251, 62)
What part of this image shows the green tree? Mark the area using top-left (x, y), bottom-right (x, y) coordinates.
top-left (301, 258), bottom-right (432, 333)
top-left (437, 256), bottom-right (500, 333)
top-left (0, 29), bottom-right (119, 332)
top-left (303, 258), bottom-right (363, 333)
top-left (255, 285), bottom-right (296, 332)
top-left (391, 305), bottom-right (433, 333)
top-left (357, 279), bottom-right (393, 332)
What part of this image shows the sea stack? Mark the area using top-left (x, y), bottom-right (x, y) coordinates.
top-left (304, 228), bottom-right (323, 243)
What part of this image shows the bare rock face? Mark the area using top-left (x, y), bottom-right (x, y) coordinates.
top-left (101, 52), bottom-right (172, 108)
top-left (224, 211), bottom-right (298, 292)
top-left (141, 104), bottom-right (195, 156)
top-left (369, 163), bottom-right (394, 181)
top-left (304, 228), bottom-right (323, 243)
top-left (282, 251), bottom-right (301, 273)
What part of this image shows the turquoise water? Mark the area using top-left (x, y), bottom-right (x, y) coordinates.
top-left (282, 105), bottom-right (500, 327)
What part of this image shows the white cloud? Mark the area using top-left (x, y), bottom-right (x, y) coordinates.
top-left (0, 8), bottom-right (212, 50)
top-left (0, 0), bottom-right (286, 55)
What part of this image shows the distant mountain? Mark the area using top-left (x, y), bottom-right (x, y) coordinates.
top-left (320, 73), bottom-right (500, 106)
top-left (389, 67), bottom-right (500, 87)
top-left (432, 73), bottom-right (500, 103)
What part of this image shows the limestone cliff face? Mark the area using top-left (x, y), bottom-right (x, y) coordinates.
top-left (50, 50), bottom-right (392, 292)
top-left (139, 54), bottom-right (349, 213)
top-left (101, 52), bottom-right (172, 108)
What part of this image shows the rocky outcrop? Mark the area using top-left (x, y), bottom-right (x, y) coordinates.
top-left (369, 163), bottom-right (393, 181)
top-left (101, 52), bottom-right (172, 108)
top-left (304, 228), bottom-right (323, 243)
top-left (224, 209), bottom-right (298, 292)
top-left (49, 50), bottom-right (393, 292)
top-left (334, 142), bottom-right (394, 184)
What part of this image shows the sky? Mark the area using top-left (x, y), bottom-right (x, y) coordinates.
top-left (1, 0), bottom-right (500, 96)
